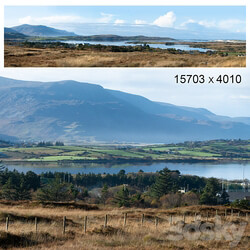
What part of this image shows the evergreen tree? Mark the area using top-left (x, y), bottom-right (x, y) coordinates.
top-left (113, 185), bottom-right (130, 207)
top-left (1, 176), bottom-right (31, 200)
top-left (36, 177), bottom-right (77, 201)
top-left (219, 188), bottom-right (229, 204)
top-left (200, 178), bottom-right (221, 205)
top-left (151, 168), bottom-right (180, 199)
top-left (101, 183), bottom-right (109, 204)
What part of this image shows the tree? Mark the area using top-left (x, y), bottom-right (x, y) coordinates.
top-left (36, 177), bottom-right (78, 201)
top-left (1, 176), bottom-right (31, 200)
top-left (113, 185), bottom-right (130, 207)
top-left (219, 188), bottom-right (229, 205)
top-left (55, 141), bottom-right (64, 146)
top-left (151, 168), bottom-right (180, 199)
top-left (101, 183), bottom-right (109, 204)
top-left (0, 161), bottom-right (5, 184)
top-left (200, 178), bottom-right (221, 205)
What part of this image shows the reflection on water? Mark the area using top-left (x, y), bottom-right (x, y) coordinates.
top-left (5, 162), bottom-right (250, 180)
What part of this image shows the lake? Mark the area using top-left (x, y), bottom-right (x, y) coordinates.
top-left (4, 162), bottom-right (250, 180)
top-left (60, 40), bottom-right (209, 52)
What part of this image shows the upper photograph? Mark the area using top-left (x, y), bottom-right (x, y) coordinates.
top-left (4, 6), bottom-right (246, 67)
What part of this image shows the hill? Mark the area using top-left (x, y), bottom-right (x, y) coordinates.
top-left (0, 76), bottom-right (249, 143)
top-left (4, 27), bottom-right (28, 39)
top-left (11, 24), bottom-right (77, 37)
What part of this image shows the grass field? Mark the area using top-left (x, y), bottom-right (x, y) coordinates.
top-left (0, 203), bottom-right (248, 249)
top-left (0, 140), bottom-right (250, 164)
top-left (4, 43), bottom-right (246, 67)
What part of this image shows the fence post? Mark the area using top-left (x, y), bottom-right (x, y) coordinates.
top-left (141, 214), bottom-right (145, 226)
top-left (155, 217), bottom-right (158, 229)
top-left (169, 214), bottom-right (172, 225)
top-left (35, 217), bottom-right (38, 234)
top-left (84, 216), bottom-right (87, 234)
top-left (104, 214), bottom-right (108, 228)
top-left (63, 216), bottom-right (66, 234)
top-left (246, 212), bottom-right (248, 220)
top-left (231, 209), bottom-right (233, 218)
top-left (206, 212), bottom-right (209, 221)
top-left (6, 216), bottom-right (9, 232)
top-left (183, 213), bottom-right (186, 223)
top-left (215, 210), bottom-right (218, 217)
top-left (124, 213), bottom-right (127, 227)
top-left (194, 212), bottom-right (197, 221)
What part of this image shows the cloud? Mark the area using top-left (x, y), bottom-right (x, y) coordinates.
top-left (153, 11), bottom-right (176, 27)
top-left (18, 13), bottom-right (115, 25)
top-left (114, 19), bottom-right (125, 25)
top-left (19, 15), bottom-right (84, 25)
top-left (134, 19), bottom-right (147, 25)
top-left (180, 19), bottom-right (196, 27)
top-left (181, 18), bottom-right (245, 33)
top-left (98, 13), bottom-right (114, 23)
top-left (218, 19), bottom-right (245, 32)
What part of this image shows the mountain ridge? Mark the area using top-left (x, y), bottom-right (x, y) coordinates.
top-left (0, 77), bottom-right (249, 143)
top-left (11, 24), bottom-right (77, 37)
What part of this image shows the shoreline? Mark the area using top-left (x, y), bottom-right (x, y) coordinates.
top-left (3, 158), bottom-right (250, 166)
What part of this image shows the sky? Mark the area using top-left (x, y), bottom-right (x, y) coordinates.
top-left (4, 6), bottom-right (246, 39)
top-left (0, 68), bottom-right (249, 118)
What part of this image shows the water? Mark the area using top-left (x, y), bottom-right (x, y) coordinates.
top-left (4, 162), bottom-right (250, 180)
top-left (59, 40), bottom-right (209, 52)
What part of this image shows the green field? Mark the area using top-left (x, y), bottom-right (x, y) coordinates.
top-left (0, 139), bottom-right (249, 163)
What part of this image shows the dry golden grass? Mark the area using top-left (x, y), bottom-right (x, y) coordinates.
top-left (0, 203), bottom-right (249, 249)
top-left (4, 45), bottom-right (246, 67)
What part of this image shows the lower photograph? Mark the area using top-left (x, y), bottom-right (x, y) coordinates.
top-left (0, 69), bottom-right (249, 249)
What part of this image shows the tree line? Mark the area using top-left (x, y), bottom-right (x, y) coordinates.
top-left (0, 162), bottom-right (248, 209)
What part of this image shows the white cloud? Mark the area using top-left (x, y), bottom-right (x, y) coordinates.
top-left (218, 19), bottom-right (245, 31)
top-left (134, 19), bottom-right (147, 25)
top-left (180, 18), bottom-right (245, 33)
top-left (180, 19), bottom-right (195, 27)
top-left (19, 15), bottom-right (84, 25)
top-left (19, 16), bottom-right (33, 24)
top-left (153, 11), bottom-right (176, 28)
top-left (114, 19), bottom-right (125, 25)
top-left (198, 20), bottom-right (216, 28)
top-left (18, 13), bottom-right (116, 26)
top-left (98, 13), bottom-right (114, 23)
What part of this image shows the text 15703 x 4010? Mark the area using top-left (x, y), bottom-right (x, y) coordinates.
top-left (174, 75), bottom-right (242, 84)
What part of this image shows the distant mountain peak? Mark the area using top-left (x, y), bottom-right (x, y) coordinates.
top-left (11, 24), bottom-right (77, 37)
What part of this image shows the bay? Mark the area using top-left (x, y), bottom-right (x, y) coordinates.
top-left (4, 162), bottom-right (250, 180)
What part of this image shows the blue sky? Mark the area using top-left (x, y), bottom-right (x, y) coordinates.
top-left (5, 6), bottom-right (246, 39)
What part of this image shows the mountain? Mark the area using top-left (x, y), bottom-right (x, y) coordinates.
top-left (0, 76), bottom-right (249, 143)
top-left (0, 133), bottom-right (18, 142)
top-left (4, 27), bottom-right (28, 40)
top-left (60, 23), bottom-right (246, 41)
top-left (65, 35), bottom-right (174, 42)
top-left (11, 24), bottom-right (77, 37)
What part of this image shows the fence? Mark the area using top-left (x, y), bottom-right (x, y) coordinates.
top-left (3, 209), bottom-right (249, 234)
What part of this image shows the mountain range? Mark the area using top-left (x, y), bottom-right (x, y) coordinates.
top-left (4, 24), bottom-right (246, 40)
top-left (0, 76), bottom-right (249, 143)
top-left (6, 24), bottom-right (77, 38)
